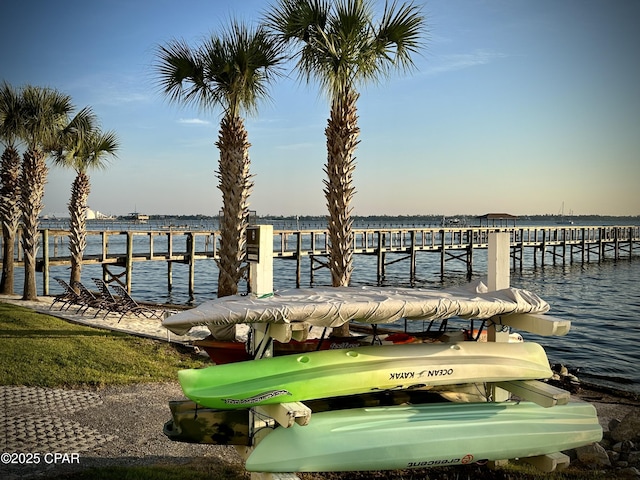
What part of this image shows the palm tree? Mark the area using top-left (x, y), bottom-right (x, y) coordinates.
top-left (51, 107), bottom-right (119, 286)
top-left (155, 21), bottom-right (283, 298)
top-left (19, 85), bottom-right (73, 300)
top-left (0, 82), bottom-right (23, 295)
top-left (267, 0), bottom-right (424, 335)
top-left (267, 0), bottom-right (425, 288)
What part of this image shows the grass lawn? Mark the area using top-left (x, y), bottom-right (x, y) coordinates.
top-left (0, 302), bottom-right (206, 387)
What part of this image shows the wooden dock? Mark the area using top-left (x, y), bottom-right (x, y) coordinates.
top-left (3, 225), bottom-right (639, 298)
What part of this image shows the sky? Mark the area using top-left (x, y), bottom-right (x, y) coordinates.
top-left (1, 0), bottom-right (639, 218)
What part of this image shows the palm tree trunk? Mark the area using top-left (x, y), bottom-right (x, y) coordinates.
top-left (325, 88), bottom-right (359, 337)
top-left (68, 172), bottom-right (89, 285)
top-left (20, 149), bottom-right (47, 300)
top-left (0, 145), bottom-right (21, 294)
top-left (215, 114), bottom-right (253, 298)
top-left (325, 88), bottom-right (359, 287)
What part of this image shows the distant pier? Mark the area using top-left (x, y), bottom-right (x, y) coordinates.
top-left (2, 225), bottom-right (639, 299)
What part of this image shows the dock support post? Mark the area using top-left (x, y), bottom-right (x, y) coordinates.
top-left (41, 229), bottom-right (50, 296)
top-left (376, 231), bottom-right (385, 285)
top-left (409, 231), bottom-right (416, 286)
top-left (167, 261), bottom-right (173, 292)
top-left (487, 230), bottom-right (510, 292)
top-left (187, 232), bottom-right (195, 301)
top-left (487, 230), bottom-right (511, 402)
top-left (100, 231), bottom-right (107, 262)
top-left (439, 230), bottom-right (446, 278)
top-left (295, 232), bottom-right (302, 289)
top-left (467, 229), bottom-right (474, 279)
top-left (126, 232), bottom-right (133, 292)
top-left (248, 225), bottom-right (274, 298)
top-left (599, 228), bottom-right (604, 262)
top-left (245, 226), bottom-right (293, 479)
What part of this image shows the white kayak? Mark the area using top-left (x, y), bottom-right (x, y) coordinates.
top-left (246, 400), bottom-right (602, 472)
top-left (163, 283), bottom-right (550, 336)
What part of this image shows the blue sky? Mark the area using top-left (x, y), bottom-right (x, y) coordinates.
top-left (1, 0), bottom-right (639, 217)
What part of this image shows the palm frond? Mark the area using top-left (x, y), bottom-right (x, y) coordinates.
top-left (200, 21), bottom-right (285, 117)
top-left (374, 0), bottom-right (425, 71)
top-left (18, 85), bottom-right (73, 151)
top-left (154, 22), bottom-right (284, 118)
top-left (0, 81), bottom-right (23, 146)
top-left (265, 0), bottom-right (329, 44)
top-left (266, 0), bottom-right (426, 98)
top-left (52, 107), bottom-right (119, 174)
top-left (82, 130), bottom-right (119, 172)
top-left (154, 39), bottom-right (208, 108)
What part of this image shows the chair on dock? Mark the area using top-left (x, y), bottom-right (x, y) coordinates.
top-left (50, 278), bottom-right (82, 311)
top-left (109, 284), bottom-right (163, 323)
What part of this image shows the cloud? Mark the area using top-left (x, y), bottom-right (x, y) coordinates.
top-left (423, 49), bottom-right (509, 76)
top-left (179, 118), bottom-right (211, 126)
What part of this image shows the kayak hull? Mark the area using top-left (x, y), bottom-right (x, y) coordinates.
top-left (163, 389), bottom-right (454, 445)
top-left (163, 400), bottom-right (250, 445)
top-left (178, 342), bottom-right (552, 409)
top-left (246, 400), bottom-right (602, 472)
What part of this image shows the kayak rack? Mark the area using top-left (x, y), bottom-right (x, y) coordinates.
top-left (172, 230), bottom-right (595, 479)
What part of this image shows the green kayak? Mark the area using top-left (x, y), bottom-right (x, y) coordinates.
top-left (178, 341), bottom-right (552, 409)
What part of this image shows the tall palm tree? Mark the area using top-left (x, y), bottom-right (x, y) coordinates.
top-left (19, 85), bottom-right (73, 300)
top-left (266, 0), bottom-right (425, 301)
top-left (155, 21), bottom-right (283, 298)
top-left (0, 82), bottom-right (23, 294)
top-left (52, 107), bottom-right (119, 286)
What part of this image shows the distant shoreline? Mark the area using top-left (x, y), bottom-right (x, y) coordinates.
top-left (42, 213), bottom-right (640, 222)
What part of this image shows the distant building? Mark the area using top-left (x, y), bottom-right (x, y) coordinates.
top-left (128, 212), bottom-right (149, 222)
top-left (86, 208), bottom-right (115, 220)
top-left (477, 213), bottom-right (518, 227)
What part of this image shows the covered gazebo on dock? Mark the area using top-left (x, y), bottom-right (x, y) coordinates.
top-left (477, 213), bottom-right (518, 227)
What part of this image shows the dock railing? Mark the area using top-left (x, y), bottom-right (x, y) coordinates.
top-left (2, 225), bottom-right (638, 298)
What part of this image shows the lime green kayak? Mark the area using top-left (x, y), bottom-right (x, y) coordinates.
top-left (246, 400), bottom-right (602, 472)
top-left (178, 342), bottom-right (552, 409)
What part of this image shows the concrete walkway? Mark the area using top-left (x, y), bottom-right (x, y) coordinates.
top-left (0, 293), bottom-right (224, 478)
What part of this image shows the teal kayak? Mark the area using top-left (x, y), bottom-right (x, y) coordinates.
top-left (246, 400), bottom-right (602, 472)
top-left (178, 342), bottom-right (552, 409)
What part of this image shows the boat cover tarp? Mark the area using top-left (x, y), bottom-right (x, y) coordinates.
top-left (162, 282), bottom-right (550, 336)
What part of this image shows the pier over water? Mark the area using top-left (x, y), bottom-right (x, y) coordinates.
top-left (2, 224), bottom-right (638, 300)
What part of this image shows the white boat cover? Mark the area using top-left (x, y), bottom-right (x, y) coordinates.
top-left (162, 282), bottom-right (550, 336)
